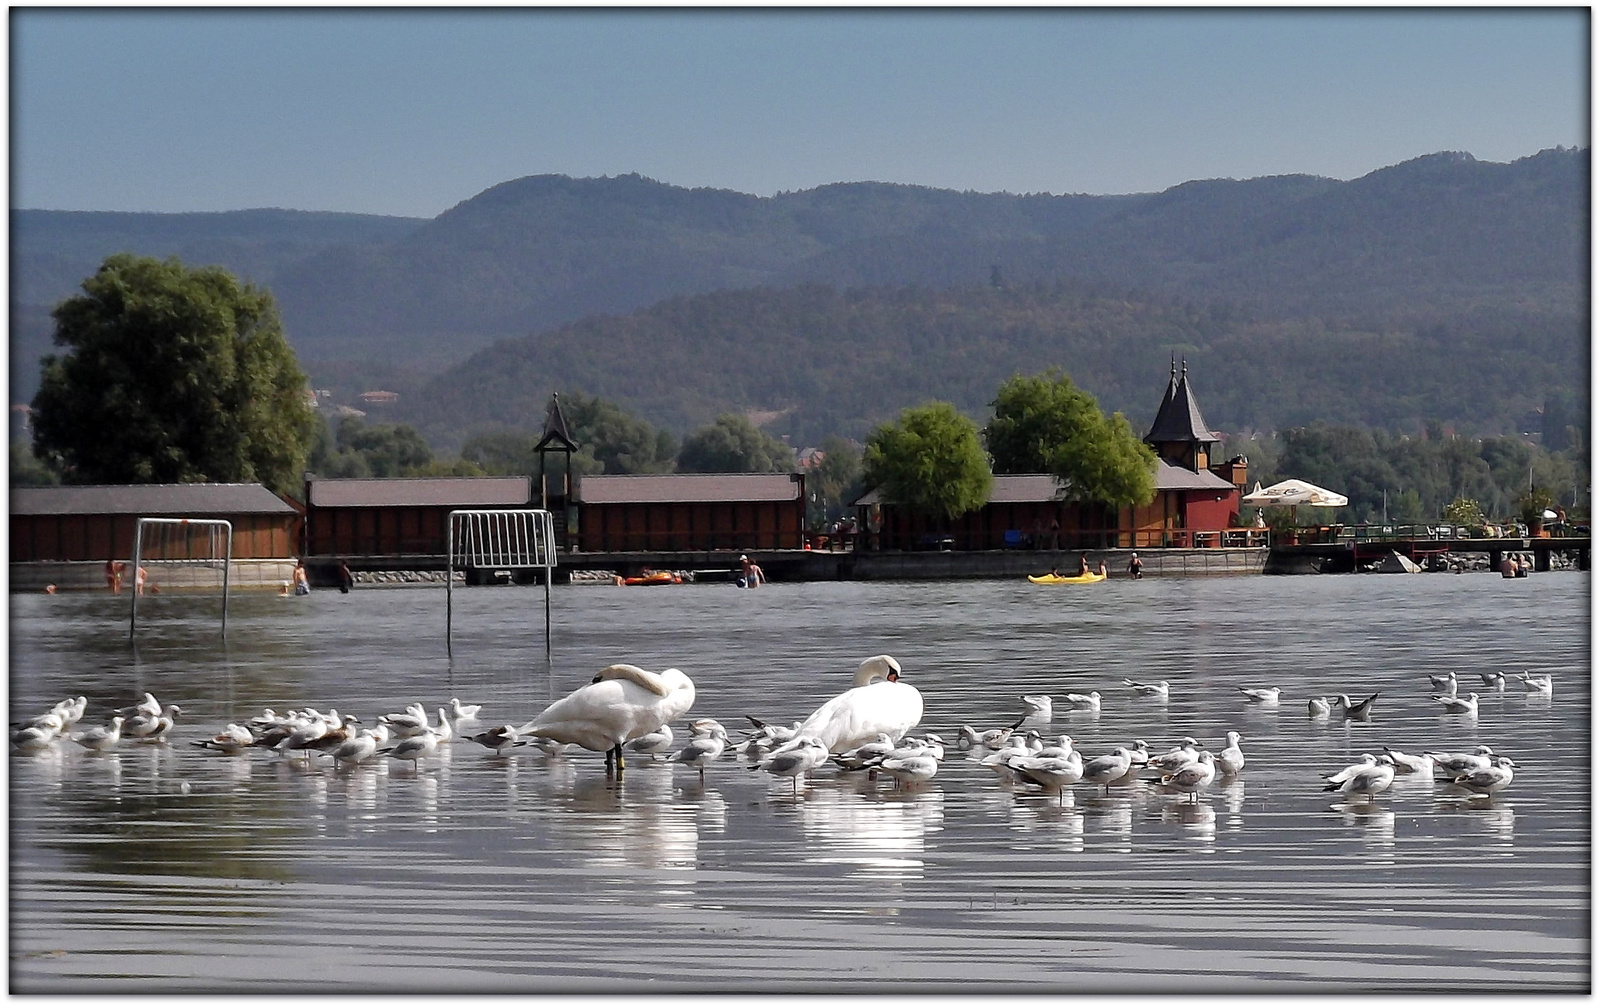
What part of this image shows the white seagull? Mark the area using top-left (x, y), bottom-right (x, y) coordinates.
top-left (192, 723), bottom-right (255, 755)
top-left (1237, 686), bottom-right (1281, 704)
top-left (449, 697), bottom-right (483, 722)
top-left (1333, 693), bottom-right (1379, 720)
top-left (1080, 747), bottom-right (1135, 793)
top-left (1450, 756), bottom-right (1516, 799)
top-left (1018, 694), bottom-right (1053, 727)
top-left (1162, 750), bottom-right (1217, 802)
top-left (1307, 696), bottom-right (1332, 717)
top-left (1216, 731), bottom-right (1245, 776)
top-left (1427, 670), bottom-right (1458, 695)
top-left (1424, 745), bottom-right (1495, 776)
top-left (72, 716), bottom-right (125, 753)
top-left (625, 723), bottom-right (675, 759)
top-left (1323, 754), bottom-right (1396, 803)
top-left (879, 753), bottom-right (940, 788)
top-left (1382, 746), bottom-right (1435, 776)
top-left (1123, 678), bottom-right (1170, 698)
top-left (1432, 692), bottom-right (1479, 716)
top-left (519, 663), bottom-right (696, 773)
top-left (1518, 672), bottom-right (1554, 694)
top-left (670, 723), bottom-right (728, 780)
top-left (1062, 691), bottom-right (1101, 712)
top-left (758, 736), bottom-right (829, 793)
top-left (1478, 671), bottom-right (1507, 691)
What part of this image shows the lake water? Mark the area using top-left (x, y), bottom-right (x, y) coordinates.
top-left (9, 572), bottom-right (1589, 992)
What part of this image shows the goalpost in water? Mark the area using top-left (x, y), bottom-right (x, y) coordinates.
top-left (446, 509), bottom-right (558, 658)
top-left (128, 517), bottom-right (234, 640)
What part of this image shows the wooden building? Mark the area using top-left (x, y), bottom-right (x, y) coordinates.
top-left (575, 473), bottom-right (806, 552)
top-left (302, 476), bottom-right (532, 557)
top-left (855, 361), bottom-right (1249, 551)
top-left (10, 483), bottom-right (301, 562)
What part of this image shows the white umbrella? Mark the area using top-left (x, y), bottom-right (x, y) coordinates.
top-left (1241, 478), bottom-right (1348, 508)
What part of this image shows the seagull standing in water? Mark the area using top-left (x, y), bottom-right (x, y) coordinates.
top-left (1450, 756), bottom-right (1516, 799)
top-left (625, 724), bottom-right (674, 760)
top-left (1323, 754), bottom-right (1396, 803)
top-left (1162, 750), bottom-right (1217, 802)
top-left (758, 736), bottom-right (829, 793)
top-left (670, 723), bottom-right (728, 780)
top-left (1382, 746), bottom-right (1435, 776)
top-left (72, 716), bottom-right (125, 753)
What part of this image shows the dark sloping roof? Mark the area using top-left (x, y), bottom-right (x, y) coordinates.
top-left (1155, 461), bottom-right (1236, 492)
top-left (855, 467), bottom-right (1232, 505)
top-left (855, 474), bottom-right (1064, 507)
top-left (535, 393), bottom-right (577, 452)
top-left (308, 477), bottom-right (531, 508)
top-left (11, 483), bottom-right (297, 516)
top-left (578, 473), bottom-right (802, 504)
top-left (1144, 367), bottom-right (1221, 445)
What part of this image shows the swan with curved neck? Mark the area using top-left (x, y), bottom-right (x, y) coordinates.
top-left (519, 663), bottom-right (696, 773)
top-left (783, 654), bottom-right (924, 755)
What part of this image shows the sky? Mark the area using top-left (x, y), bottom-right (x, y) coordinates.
top-left (9, 8), bottom-right (1590, 219)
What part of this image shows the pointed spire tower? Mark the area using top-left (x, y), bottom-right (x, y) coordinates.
top-left (535, 393), bottom-right (578, 531)
top-left (1144, 357), bottom-right (1220, 473)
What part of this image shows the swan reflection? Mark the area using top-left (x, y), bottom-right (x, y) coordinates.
top-left (795, 781), bottom-right (944, 884)
top-left (543, 766), bottom-right (703, 878)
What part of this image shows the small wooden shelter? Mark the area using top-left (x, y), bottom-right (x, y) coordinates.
top-left (575, 473), bottom-right (806, 552)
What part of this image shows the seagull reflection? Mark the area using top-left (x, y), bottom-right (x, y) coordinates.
top-left (1217, 777), bottom-right (1245, 818)
top-left (1159, 800), bottom-right (1216, 844)
top-left (1006, 791), bottom-right (1085, 851)
top-left (1431, 799), bottom-right (1516, 843)
top-left (1079, 793), bottom-right (1134, 843)
top-left (795, 783), bottom-right (943, 882)
top-left (1336, 801), bottom-right (1396, 849)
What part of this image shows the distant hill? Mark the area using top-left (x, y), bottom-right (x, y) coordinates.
top-left (399, 280), bottom-right (1583, 450)
top-left (10, 147), bottom-right (1586, 440)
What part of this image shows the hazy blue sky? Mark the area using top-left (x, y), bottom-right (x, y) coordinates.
top-left (11, 8), bottom-right (1589, 218)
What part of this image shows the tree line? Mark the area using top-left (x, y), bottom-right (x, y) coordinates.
top-left (15, 255), bottom-right (1587, 534)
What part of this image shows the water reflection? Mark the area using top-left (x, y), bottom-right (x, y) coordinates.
top-left (8, 577), bottom-right (1591, 992)
top-left (795, 781), bottom-right (944, 887)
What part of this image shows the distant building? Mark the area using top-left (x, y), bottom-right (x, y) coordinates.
top-left (358, 390), bottom-right (399, 405)
top-left (11, 483), bottom-right (302, 562)
top-left (576, 473), bottom-right (806, 552)
top-left (302, 476), bottom-right (531, 557)
top-left (855, 361), bottom-right (1248, 550)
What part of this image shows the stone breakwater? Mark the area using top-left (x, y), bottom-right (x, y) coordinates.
top-left (352, 570), bottom-right (464, 586)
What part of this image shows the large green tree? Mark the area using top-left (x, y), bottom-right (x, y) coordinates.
top-left (677, 413), bottom-right (795, 473)
top-left (863, 401), bottom-right (993, 519)
top-left (984, 369), bottom-right (1157, 508)
top-left (564, 391), bottom-right (677, 474)
top-left (31, 254), bottom-right (315, 494)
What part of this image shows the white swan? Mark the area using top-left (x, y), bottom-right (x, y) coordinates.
top-left (781, 655), bottom-right (922, 755)
top-left (518, 664), bottom-right (696, 773)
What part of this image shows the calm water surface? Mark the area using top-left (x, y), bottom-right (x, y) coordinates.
top-left (9, 573), bottom-right (1589, 992)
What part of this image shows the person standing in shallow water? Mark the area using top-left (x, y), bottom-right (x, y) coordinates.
top-left (1128, 552), bottom-right (1143, 579)
top-left (293, 559), bottom-right (311, 596)
top-left (338, 559), bottom-right (354, 594)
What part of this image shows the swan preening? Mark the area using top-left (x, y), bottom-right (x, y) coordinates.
top-left (779, 654), bottom-right (924, 755)
top-left (518, 664), bottom-right (696, 774)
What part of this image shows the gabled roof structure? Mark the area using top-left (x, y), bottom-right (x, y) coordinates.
top-left (307, 477), bottom-right (531, 508)
top-left (12, 483), bottom-right (297, 516)
top-left (535, 393), bottom-right (577, 453)
top-left (578, 473), bottom-right (803, 504)
top-left (1144, 359), bottom-right (1220, 446)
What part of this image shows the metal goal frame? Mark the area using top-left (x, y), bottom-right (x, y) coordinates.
top-left (129, 517), bottom-right (233, 640)
top-left (446, 509), bottom-right (558, 657)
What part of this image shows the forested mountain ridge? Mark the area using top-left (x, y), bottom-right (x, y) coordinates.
top-left (11, 147), bottom-right (1586, 442)
top-left (400, 279), bottom-right (1583, 451)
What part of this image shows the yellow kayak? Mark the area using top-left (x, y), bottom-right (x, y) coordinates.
top-left (1028, 571), bottom-right (1107, 585)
